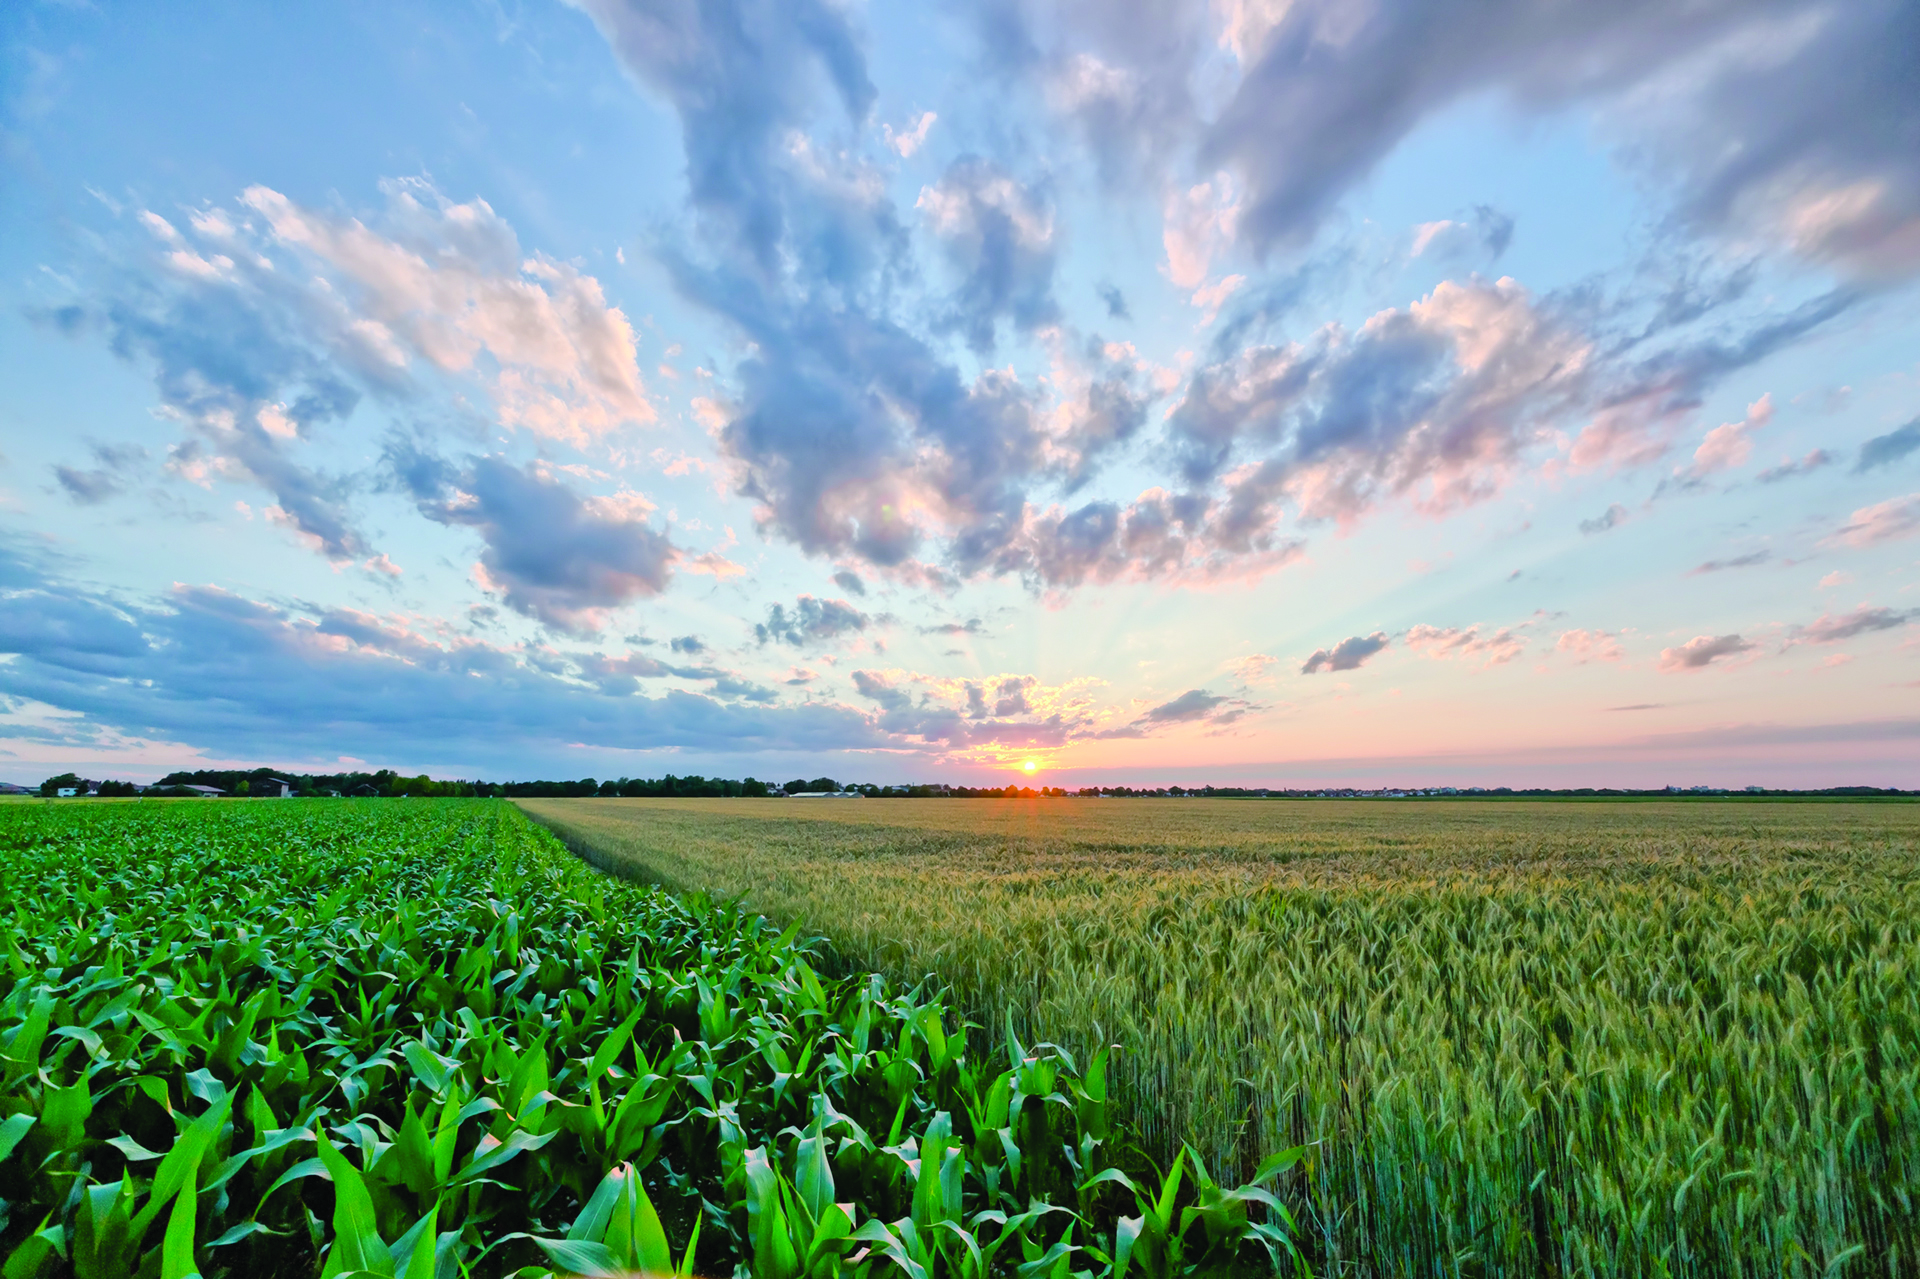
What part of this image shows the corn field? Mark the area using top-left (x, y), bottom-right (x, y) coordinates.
top-left (521, 796), bottom-right (1920, 1278)
top-left (0, 799), bottom-right (1306, 1278)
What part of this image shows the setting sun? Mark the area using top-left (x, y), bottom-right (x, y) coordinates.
top-left (1022, 760), bottom-right (1038, 773)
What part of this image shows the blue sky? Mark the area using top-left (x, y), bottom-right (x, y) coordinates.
top-left (2, 0), bottom-right (1917, 787)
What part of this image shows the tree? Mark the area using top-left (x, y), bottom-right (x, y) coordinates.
top-left (39, 773), bottom-right (82, 797)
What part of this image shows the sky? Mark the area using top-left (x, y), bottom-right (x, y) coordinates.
top-left (1, 0), bottom-right (1917, 789)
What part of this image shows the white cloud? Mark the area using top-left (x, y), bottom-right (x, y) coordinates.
top-left (236, 180), bottom-right (654, 444)
top-left (1163, 176), bottom-right (1239, 291)
top-left (884, 111), bottom-right (938, 158)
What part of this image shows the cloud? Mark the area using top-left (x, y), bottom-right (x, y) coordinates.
top-left (669, 635), bottom-right (706, 654)
top-left (1579, 503), bottom-right (1628, 535)
top-left (1689, 550), bottom-right (1770, 574)
top-left (1832, 493), bottom-right (1920, 547)
top-left (1097, 283), bottom-right (1130, 320)
top-left (918, 158), bottom-right (1059, 353)
top-left (1231, 653), bottom-right (1279, 683)
top-left (1405, 622), bottom-right (1527, 666)
top-left (1409, 206), bottom-right (1515, 261)
top-left (918, 618), bottom-right (985, 636)
top-left (235, 182), bottom-right (653, 442)
top-left (1140, 688), bottom-right (1225, 723)
top-left (884, 110), bottom-right (937, 157)
top-left (1788, 606), bottom-right (1914, 645)
top-left (1854, 417), bottom-right (1920, 473)
top-left (1167, 276), bottom-right (1590, 528)
top-left (850, 668), bottom-right (915, 711)
top-left (1657, 633), bottom-right (1754, 672)
top-left (553, 0), bottom-right (1888, 604)
top-left (52, 443), bottom-right (148, 506)
top-left (1189, 0), bottom-right (1920, 276)
top-left (1556, 629), bottom-right (1625, 663)
top-left (1680, 393), bottom-right (1772, 480)
top-left (755, 595), bottom-right (870, 647)
top-left (392, 448), bottom-right (676, 635)
top-left (1162, 175), bottom-right (1239, 291)
top-left (1301, 631), bottom-right (1388, 674)
top-left (566, 0), bottom-right (1247, 592)
top-left (832, 570), bottom-right (866, 596)
top-left (0, 543), bottom-right (883, 767)
top-left (1756, 449), bottom-right (1834, 483)
top-left (64, 180), bottom-right (650, 560)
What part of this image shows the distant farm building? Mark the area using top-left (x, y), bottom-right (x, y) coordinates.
top-left (253, 777), bottom-right (296, 797)
top-left (181, 784), bottom-right (226, 797)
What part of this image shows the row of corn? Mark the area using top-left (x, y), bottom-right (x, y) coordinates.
top-left (0, 799), bottom-right (1308, 1278)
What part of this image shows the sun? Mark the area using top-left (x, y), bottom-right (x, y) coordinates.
top-left (1021, 759), bottom-right (1038, 773)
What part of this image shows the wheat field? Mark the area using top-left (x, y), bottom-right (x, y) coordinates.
top-left (519, 796), bottom-right (1920, 1278)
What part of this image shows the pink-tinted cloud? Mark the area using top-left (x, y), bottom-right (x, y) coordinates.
top-left (1832, 493), bottom-right (1920, 547)
top-left (1557, 629), bottom-right (1625, 663)
top-left (1406, 623), bottom-right (1528, 666)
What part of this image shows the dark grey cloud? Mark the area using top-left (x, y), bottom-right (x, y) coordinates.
top-left (1855, 418), bottom-right (1920, 473)
top-left (0, 542), bottom-right (880, 768)
top-left (1301, 631), bottom-right (1388, 674)
top-left (1756, 450), bottom-right (1834, 483)
top-left (669, 634), bottom-right (706, 654)
top-left (391, 446), bottom-right (675, 635)
top-left (1689, 550), bottom-right (1769, 574)
top-left (1790, 606), bottom-right (1915, 645)
top-left (1097, 283), bottom-right (1130, 320)
top-left (920, 157), bottom-right (1060, 353)
top-left (1580, 504), bottom-right (1629, 535)
top-left (1140, 688), bottom-right (1224, 723)
top-left (831, 570), bottom-right (866, 596)
top-left (754, 595), bottom-right (870, 646)
top-left (1206, 1), bottom-right (1918, 275)
top-left (53, 443), bottom-right (148, 506)
top-left (1087, 685), bottom-right (1254, 736)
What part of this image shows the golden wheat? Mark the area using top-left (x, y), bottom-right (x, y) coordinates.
top-left (521, 796), bottom-right (1920, 1278)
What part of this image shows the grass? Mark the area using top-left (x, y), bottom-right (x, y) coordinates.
top-left (0, 797), bottom-right (1304, 1279)
top-left (519, 796), bottom-right (1920, 1278)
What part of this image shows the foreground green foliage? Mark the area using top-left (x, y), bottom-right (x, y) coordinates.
top-left (0, 800), bottom-right (1304, 1278)
top-left (524, 797), bottom-right (1920, 1278)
